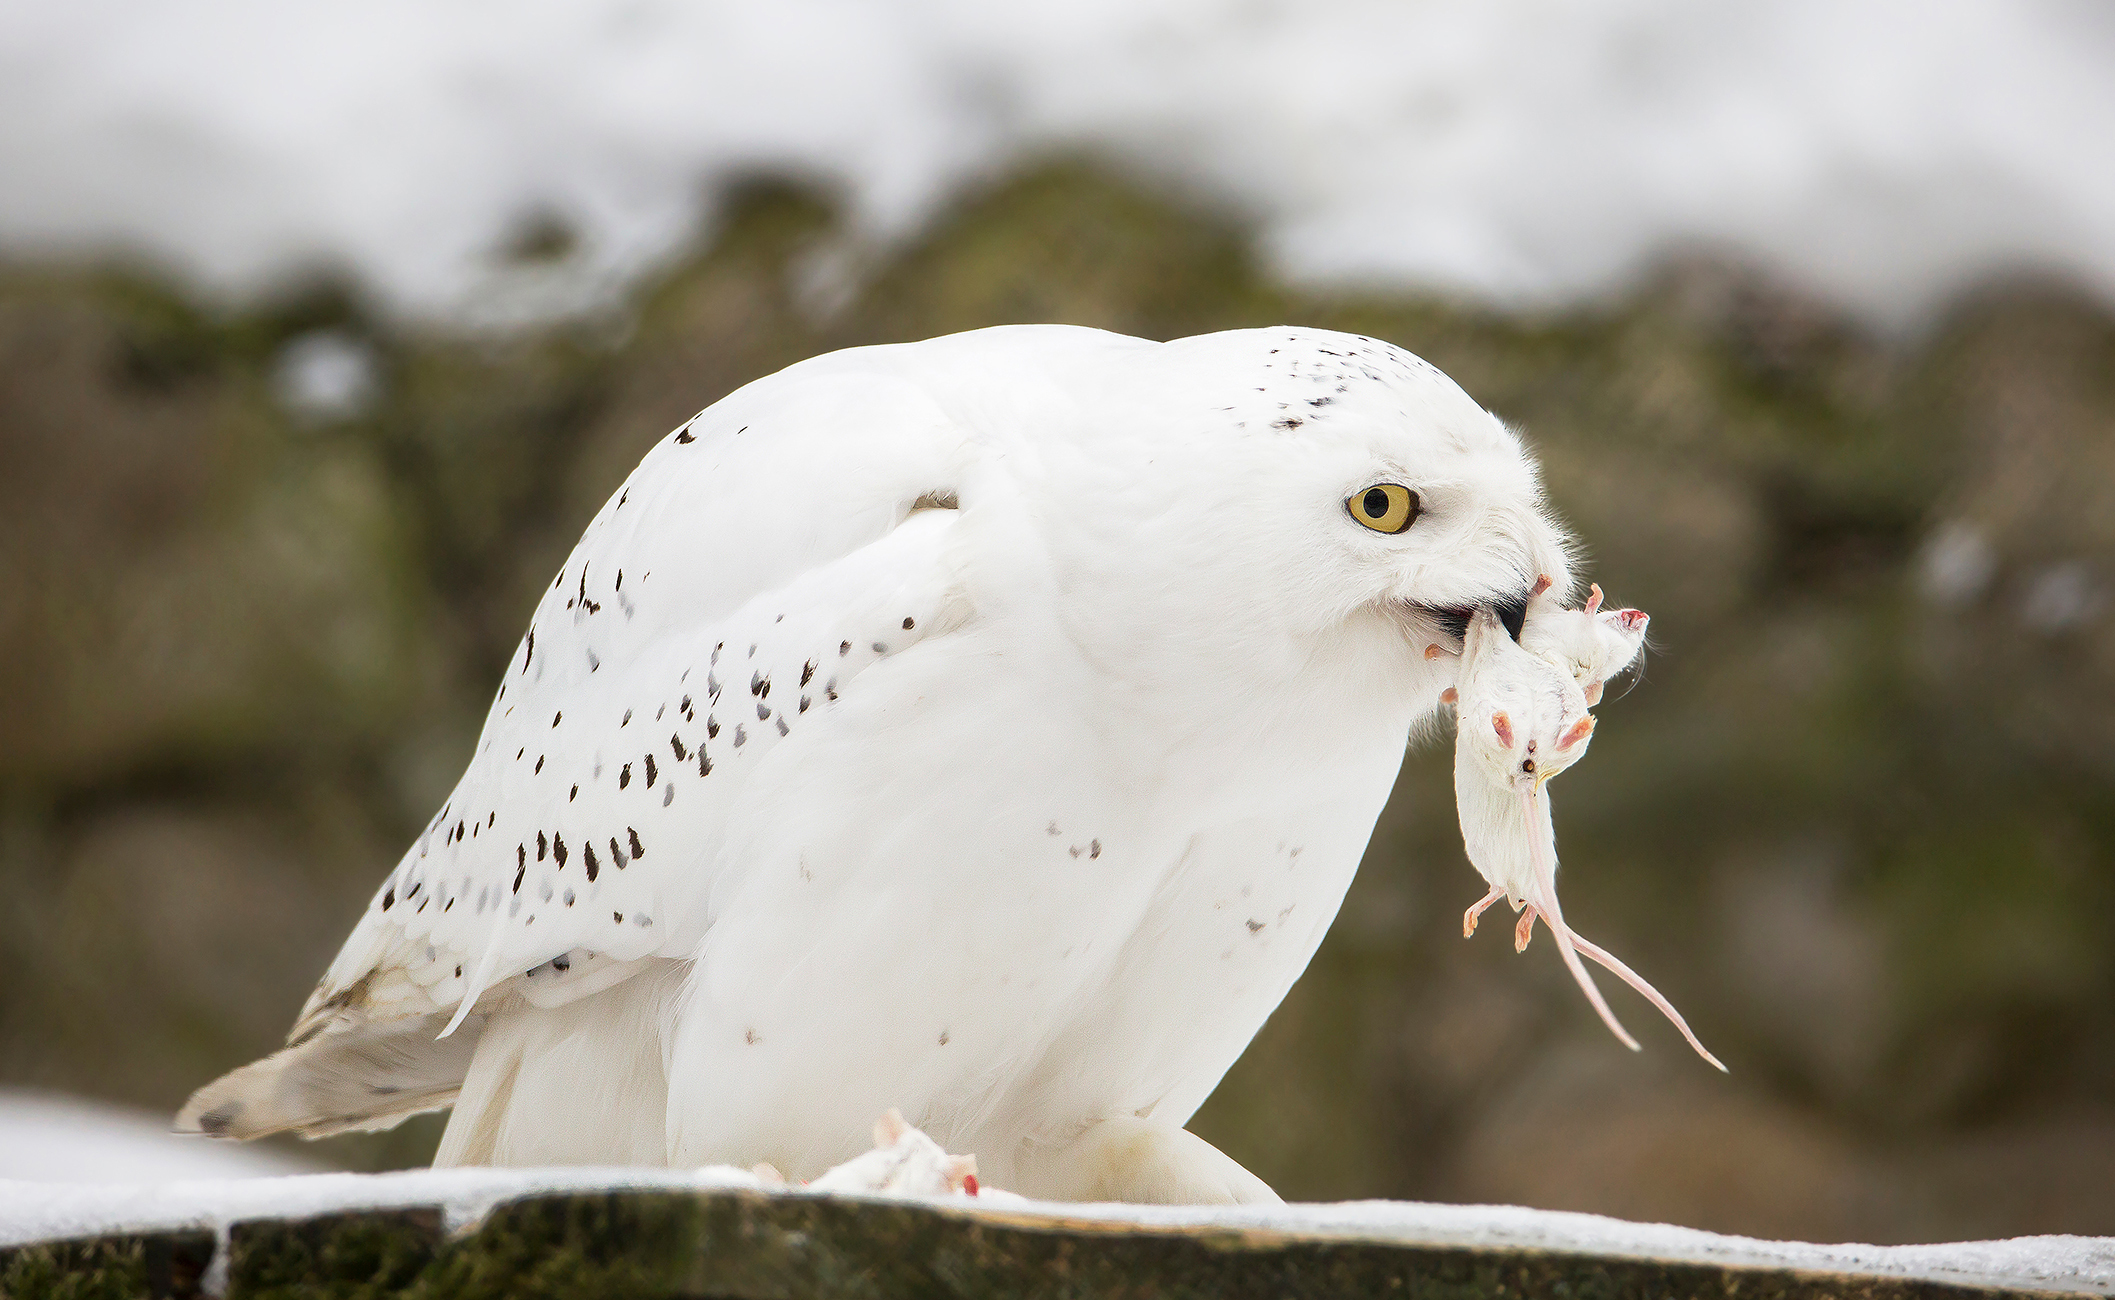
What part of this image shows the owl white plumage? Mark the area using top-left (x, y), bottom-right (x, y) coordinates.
top-left (179, 324), bottom-right (1572, 1202)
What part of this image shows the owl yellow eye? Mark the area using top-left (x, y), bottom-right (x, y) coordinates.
top-left (1347, 483), bottom-right (1419, 534)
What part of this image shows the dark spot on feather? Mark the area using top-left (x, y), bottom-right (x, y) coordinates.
top-left (698, 750), bottom-right (712, 776)
top-left (801, 660), bottom-right (815, 686)
top-left (799, 696), bottom-right (810, 713)
top-left (840, 640), bottom-right (850, 656)
top-left (706, 716), bottom-right (719, 738)
top-left (628, 827), bottom-right (644, 858)
top-left (645, 753), bottom-right (659, 786)
top-left (382, 885), bottom-right (396, 910)
top-left (537, 831), bottom-right (547, 860)
top-left (523, 629), bottom-right (535, 672)
top-left (553, 711), bottom-right (562, 727)
top-left (1247, 919), bottom-right (1265, 933)
top-left (622, 709), bottom-right (632, 726)
top-left (872, 642), bottom-right (887, 653)
top-left (584, 842), bottom-right (600, 881)
top-left (610, 837), bottom-right (627, 868)
top-left (196, 1103), bottom-right (240, 1137)
top-left (619, 763), bottom-right (631, 789)
top-left (535, 755), bottom-right (544, 774)
top-left (902, 617), bottom-right (914, 630)
top-left (671, 734), bottom-right (688, 761)
top-left (569, 784), bottom-right (578, 801)
top-left (674, 424), bottom-right (695, 444)
top-left (775, 717), bottom-right (788, 736)
top-left (512, 863), bottom-right (524, 893)
top-left (1090, 839), bottom-right (1102, 859)
top-left (734, 725), bottom-right (747, 747)
top-left (756, 701), bottom-right (769, 720)
top-left (553, 834), bottom-right (568, 866)
top-left (613, 910), bottom-right (623, 923)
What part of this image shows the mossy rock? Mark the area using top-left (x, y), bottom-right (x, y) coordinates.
top-left (196, 1191), bottom-right (2086, 1299)
top-left (0, 1229), bottom-right (213, 1300)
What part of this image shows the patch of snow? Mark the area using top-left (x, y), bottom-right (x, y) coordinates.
top-left (0, 1), bottom-right (2112, 328)
top-left (1918, 521), bottom-right (1998, 606)
top-left (272, 330), bottom-right (379, 423)
top-left (0, 1091), bottom-right (315, 1185)
top-left (2022, 561), bottom-right (2106, 634)
top-left (1, 1168), bottom-right (2108, 1295)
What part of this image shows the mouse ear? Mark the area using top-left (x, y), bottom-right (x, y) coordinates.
top-left (1529, 573), bottom-right (1553, 598)
top-left (1559, 716), bottom-right (1596, 750)
top-left (1584, 583), bottom-right (1604, 615)
top-left (1491, 711), bottom-right (1513, 747)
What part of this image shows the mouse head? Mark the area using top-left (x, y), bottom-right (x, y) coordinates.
top-left (1456, 605), bottom-right (1597, 796)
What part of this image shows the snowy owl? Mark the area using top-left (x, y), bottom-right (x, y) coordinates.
top-left (180, 324), bottom-right (1573, 1203)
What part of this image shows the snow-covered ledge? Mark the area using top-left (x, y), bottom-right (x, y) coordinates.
top-left (2, 1169), bottom-right (2109, 1299)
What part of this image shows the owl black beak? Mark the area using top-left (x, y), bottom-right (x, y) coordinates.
top-left (1419, 586), bottom-right (1532, 645)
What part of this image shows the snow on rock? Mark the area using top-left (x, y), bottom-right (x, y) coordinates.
top-left (0, 1090), bottom-right (315, 1185)
top-left (1, 1), bottom-right (2112, 328)
top-left (2, 1166), bottom-right (2109, 1295)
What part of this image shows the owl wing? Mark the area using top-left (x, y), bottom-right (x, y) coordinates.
top-left (178, 359), bottom-right (984, 1139)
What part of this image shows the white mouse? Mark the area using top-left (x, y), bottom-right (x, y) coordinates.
top-left (1447, 591), bottom-right (1723, 1071)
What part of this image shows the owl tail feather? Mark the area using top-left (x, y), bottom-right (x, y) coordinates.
top-left (175, 1008), bottom-right (479, 1141)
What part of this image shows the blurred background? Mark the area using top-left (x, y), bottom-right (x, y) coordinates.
top-left (2, 0), bottom-right (2112, 1244)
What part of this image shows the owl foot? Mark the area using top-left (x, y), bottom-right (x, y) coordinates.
top-left (806, 1109), bottom-right (983, 1198)
top-left (1008, 1115), bottom-right (1281, 1205)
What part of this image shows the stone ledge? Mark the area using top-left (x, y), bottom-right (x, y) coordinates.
top-left (4, 1183), bottom-right (2109, 1300)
